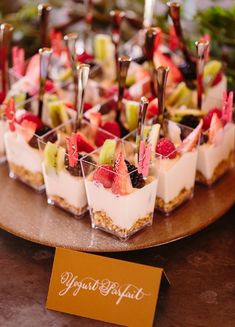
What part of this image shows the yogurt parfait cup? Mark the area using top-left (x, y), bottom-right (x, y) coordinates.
top-left (38, 119), bottom-right (118, 217)
top-left (81, 140), bottom-right (159, 240)
top-left (154, 120), bottom-right (202, 215)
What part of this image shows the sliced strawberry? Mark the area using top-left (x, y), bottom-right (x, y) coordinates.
top-left (154, 51), bottom-right (183, 84)
top-left (112, 151), bottom-right (133, 195)
top-left (76, 132), bottom-right (95, 153)
top-left (208, 113), bottom-right (223, 144)
top-left (65, 101), bottom-right (74, 110)
top-left (25, 54), bottom-right (40, 85)
top-left (203, 108), bottom-right (222, 131)
top-left (177, 120), bottom-right (203, 154)
top-left (88, 111), bottom-right (102, 127)
top-left (77, 51), bottom-right (94, 63)
top-left (156, 138), bottom-right (176, 159)
top-left (146, 98), bottom-right (158, 119)
top-left (136, 68), bottom-right (150, 81)
top-left (93, 165), bottom-right (115, 188)
top-left (84, 102), bottom-right (93, 112)
top-left (102, 121), bottom-right (121, 138)
top-left (95, 130), bottom-right (115, 147)
top-left (211, 71), bottom-right (222, 87)
top-left (18, 120), bottom-right (37, 143)
top-left (17, 112), bottom-right (43, 130)
top-left (45, 79), bottom-right (55, 92)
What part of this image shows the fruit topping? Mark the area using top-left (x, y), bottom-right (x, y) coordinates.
top-left (167, 121), bottom-right (182, 144)
top-left (181, 115), bottom-right (200, 129)
top-left (112, 151), bottom-right (133, 195)
top-left (125, 100), bottom-right (139, 131)
top-left (44, 142), bottom-right (58, 174)
top-left (18, 120), bottom-right (37, 143)
top-left (203, 108), bottom-right (222, 130)
top-left (125, 160), bottom-right (145, 188)
top-left (17, 112), bottom-right (43, 130)
top-left (146, 98), bottom-right (158, 119)
top-left (95, 129), bottom-right (115, 148)
top-left (102, 121), bottom-right (121, 138)
top-left (99, 139), bottom-right (117, 165)
top-left (88, 111), bottom-right (102, 127)
top-left (93, 165), bottom-right (115, 188)
top-left (146, 123), bottom-right (160, 157)
top-left (177, 119), bottom-right (203, 154)
top-left (208, 113), bottom-right (223, 145)
top-left (48, 101), bottom-right (70, 131)
top-left (203, 60), bottom-right (222, 87)
top-left (166, 82), bottom-right (192, 107)
top-left (76, 132), bottom-right (95, 153)
top-left (64, 153), bottom-right (83, 176)
top-left (156, 138), bottom-right (177, 159)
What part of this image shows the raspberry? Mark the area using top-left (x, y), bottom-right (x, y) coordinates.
top-left (203, 108), bottom-right (222, 131)
top-left (156, 138), bottom-right (176, 159)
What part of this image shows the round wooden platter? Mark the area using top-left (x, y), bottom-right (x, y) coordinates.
top-left (0, 164), bottom-right (234, 252)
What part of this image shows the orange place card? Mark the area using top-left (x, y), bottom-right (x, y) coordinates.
top-left (46, 248), bottom-right (169, 327)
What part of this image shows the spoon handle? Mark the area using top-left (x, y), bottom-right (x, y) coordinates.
top-left (195, 40), bottom-right (209, 110)
top-left (38, 3), bottom-right (52, 48)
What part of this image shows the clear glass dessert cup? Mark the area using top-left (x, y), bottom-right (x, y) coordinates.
top-left (81, 140), bottom-right (160, 240)
top-left (38, 119), bottom-right (119, 217)
top-left (196, 121), bottom-right (235, 186)
top-left (155, 120), bottom-right (199, 215)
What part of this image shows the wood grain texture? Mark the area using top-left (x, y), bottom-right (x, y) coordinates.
top-left (0, 164), bottom-right (234, 252)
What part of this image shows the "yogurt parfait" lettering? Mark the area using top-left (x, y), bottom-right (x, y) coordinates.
top-left (59, 272), bottom-right (151, 305)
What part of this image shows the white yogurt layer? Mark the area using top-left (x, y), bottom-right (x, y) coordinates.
top-left (42, 164), bottom-right (87, 209)
top-left (4, 131), bottom-right (42, 173)
top-left (202, 75), bottom-right (227, 112)
top-left (157, 151), bottom-right (198, 203)
top-left (197, 123), bottom-right (235, 180)
top-left (0, 120), bottom-right (7, 156)
top-left (85, 178), bottom-right (158, 230)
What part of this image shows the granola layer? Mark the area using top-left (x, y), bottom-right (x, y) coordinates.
top-left (196, 151), bottom-right (234, 186)
top-left (92, 210), bottom-right (153, 239)
top-left (9, 162), bottom-right (44, 190)
top-left (49, 195), bottom-right (87, 216)
top-left (155, 187), bottom-right (193, 214)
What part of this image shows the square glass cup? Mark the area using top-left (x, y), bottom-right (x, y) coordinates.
top-left (196, 120), bottom-right (235, 186)
top-left (81, 140), bottom-right (160, 240)
top-left (38, 119), bottom-right (119, 217)
top-left (154, 120), bottom-right (199, 215)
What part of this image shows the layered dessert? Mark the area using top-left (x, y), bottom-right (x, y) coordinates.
top-left (4, 99), bottom-right (70, 191)
top-left (0, 113), bottom-right (8, 163)
top-left (82, 140), bottom-right (158, 240)
top-left (154, 120), bottom-right (203, 214)
top-left (196, 105), bottom-right (235, 186)
top-left (40, 120), bottom-right (118, 216)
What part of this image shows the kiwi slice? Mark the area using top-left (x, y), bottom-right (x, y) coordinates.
top-left (167, 82), bottom-right (192, 107)
top-left (44, 142), bottom-right (58, 174)
top-left (204, 60), bottom-right (222, 87)
top-left (99, 139), bottom-right (117, 165)
top-left (58, 68), bottom-right (72, 82)
top-left (126, 74), bottom-right (136, 87)
top-left (94, 34), bottom-right (111, 61)
top-left (57, 147), bottom-right (66, 172)
top-left (147, 124), bottom-right (160, 158)
top-left (48, 101), bottom-right (69, 128)
top-left (125, 101), bottom-right (139, 131)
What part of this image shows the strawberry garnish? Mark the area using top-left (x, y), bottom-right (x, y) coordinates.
top-left (77, 51), bottom-right (94, 63)
top-left (146, 98), bottom-right (158, 119)
top-left (156, 138), bottom-right (176, 159)
top-left (84, 102), bottom-right (93, 112)
top-left (76, 132), bottom-right (95, 153)
top-left (211, 71), bottom-right (222, 87)
top-left (95, 130), bottom-right (115, 147)
top-left (208, 113), bottom-right (223, 145)
top-left (17, 112), bottom-right (43, 130)
top-left (177, 120), bottom-right (203, 154)
top-left (112, 151), bottom-right (133, 195)
top-left (93, 165), bottom-right (115, 188)
top-left (88, 111), bottom-right (102, 127)
top-left (19, 120), bottom-right (37, 143)
top-left (203, 108), bottom-right (222, 131)
top-left (102, 121), bottom-right (121, 138)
